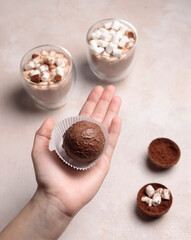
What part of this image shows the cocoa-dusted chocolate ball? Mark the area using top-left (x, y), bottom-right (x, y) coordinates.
top-left (62, 121), bottom-right (105, 163)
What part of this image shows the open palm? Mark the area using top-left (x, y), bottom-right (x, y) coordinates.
top-left (32, 85), bottom-right (121, 216)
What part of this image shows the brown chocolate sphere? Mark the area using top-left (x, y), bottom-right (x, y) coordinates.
top-left (62, 121), bottom-right (105, 163)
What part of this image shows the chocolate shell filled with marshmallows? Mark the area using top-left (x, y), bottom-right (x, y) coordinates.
top-left (62, 121), bottom-right (106, 163)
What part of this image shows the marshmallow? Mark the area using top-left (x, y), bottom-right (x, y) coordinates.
top-left (102, 51), bottom-right (110, 58)
top-left (41, 50), bottom-right (48, 56)
top-left (155, 188), bottom-right (164, 195)
top-left (128, 41), bottom-right (134, 48)
top-left (118, 36), bottom-right (129, 48)
top-left (50, 50), bottom-right (56, 56)
top-left (91, 30), bottom-right (101, 39)
top-left (93, 47), bottom-right (104, 55)
top-left (106, 42), bottom-right (116, 54)
top-left (112, 32), bottom-right (123, 44)
top-left (44, 56), bottom-right (55, 65)
top-left (56, 66), bottom-right (64, 77)
top-left (109, 29), bottom-right (116, 36)
top-left (89, 39), bottom-right (98, 48)
top-left (51, 69), bottom-right (56, 78)
top-left (29, 69), bottom-right (40, 77)
top-left (162, 189), bottom-right (170, 200)
top-left (55, 58), bottom-right (65, 67)
top-left (146, 185), bottom-right (155, 198)
top-left (112, 20), bottom-right (121, 31)
top-left (97, 40), bottom-right (108, 48)
top-left (99, 27), bottom-right (109, 34)
top-left (119, 24), bottom-right (128, 34)
top-left (110, 56), bottom-right (118, 61)
top-left (141, 196), bottom-right (152, 207)
top-left (112, 48), bottom-right (122, 58)
top-left (41, 71), bottom-right (50, 82)
top-left (32, 57), bottom-right (40, 64)
top-left (100, 32), bottom-right (112, 41)
top-left (152, 193), bottom-right (162, 206)
top-left (39, 64), bottom-right (49, 72)
top-left (104, 22), bottom-right (112, 29)
top-left (24, 61), bottom-right (35, 70)
top-left (35, 63), bottom-right (41, 68)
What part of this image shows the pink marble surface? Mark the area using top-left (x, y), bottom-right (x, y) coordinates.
top-left (0, 0), bottom-right (191, 239)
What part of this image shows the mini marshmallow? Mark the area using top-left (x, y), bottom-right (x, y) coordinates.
top-left (44, 56), bottom-right (55, 65)
top-left (155, 188), bottom-right (164, 195)
top-left (112, 32), bottom-right (123, 44)
top-left (24, 61), bottom-right (35, 70)
top-left (35, 63), bottom-right (41, 68)
top-left (99, 27), bottom-right (109, 34)
top-left (32, 57), bottom-right (40, 64)
top-left (146, 185), bottom-right (155, 198)
top-left (29, 69), bottom-right (40, 77)
top-left (112, 20), bottom-right (121, 31)
top-left (41, 71), bottom-right (50, 82)
top-left (110, 56), bottom-right (118, 61)
top-left (109, 29), bottom-right (116, 36)
top-left (41, 50), bottom-right (48, 56)
top-left (128, 42), bottom-right (134, 48)
top-left (55, 58), bottom-right (65, 67)
top-left (119, 24), bottom-right (128, 34)
top-left (51, 69), bottom-right (56, 78)
top-left (118, 36), bottom-right (129, 48)
top-left (93, 46), bottom-right (104, 55)
top-left (39, 64), bottom-right (49, 72)
top-left (50, 50), bottom-right (56, 56)
top-left (104, 22), bottom-right (112, 29)
top-left (102, 51), bottom-right (110, 58)
top-left (56, 66), bottom-right (64, 77)
top-left (91, 30), bottom-right (101, 39)
top-left (141, 196), bottom-right (152, 207)
top-left (112, 48), bottom-right (122, 58)
top-left (106, 42), bottom-right (116, 54)
top-left (89, 39), bottom-right (98, 48)
top-left (152, 193), bottom-right (162, 206)
top-left (97, 40), bottom-right (108, 48)
top-left (162, 189), bottom-right (170, 200)
top-left (100, 31), bottom-right (112, 41)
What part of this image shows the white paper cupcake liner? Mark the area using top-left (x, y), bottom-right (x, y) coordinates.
top-left (49, 116), bottom-right (109, 170)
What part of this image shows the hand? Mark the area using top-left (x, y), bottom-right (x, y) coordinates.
top-left (32, 85), bottom-right (122, 217)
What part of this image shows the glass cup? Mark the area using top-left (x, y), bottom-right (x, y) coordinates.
top-left (20, 44), bottom-right (76, 110)
top-left (86, 18), bottom-right (138, 83)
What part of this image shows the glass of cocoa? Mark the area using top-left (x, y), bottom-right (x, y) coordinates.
top-left (20, 44), bottom-right (76, 110)
top-left (86, 18), bottom-right (138, 83)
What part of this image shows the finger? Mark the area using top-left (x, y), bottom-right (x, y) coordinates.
top-left (91, 85), bottom-right (116, 123)
top-left (79, 86), bottom-right (104, 117)
top-left (32, 118), bottom-right (55, 154)
top-left (104, 116), bottom-right (122, 163)
top-left (102, 96), bottom-right (121, 129)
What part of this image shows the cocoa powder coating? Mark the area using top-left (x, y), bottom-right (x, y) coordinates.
top-left (137, 183), bottom-right (173, 217)
top-left (148, 138), bottom-right (180, 168)
top-left (62, 121), bottom-right (105, 163)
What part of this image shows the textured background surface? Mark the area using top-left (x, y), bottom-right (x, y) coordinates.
top-left (0, 0), bottom-right (191, 239)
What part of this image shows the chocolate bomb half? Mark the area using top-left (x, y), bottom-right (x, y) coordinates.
top-left (62, 121), bottom-right (105, 163)
top-left (137, 183), bottom-right (173, 217)
top-left (148, 138), bottom-right (181, 168)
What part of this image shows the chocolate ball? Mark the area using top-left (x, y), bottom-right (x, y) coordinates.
top-left (137, 183), bottom-right (173, 217)
top-left (148, 138), bottom-right (181, 168)
top-left (62, 121), bottom-right (105, 163)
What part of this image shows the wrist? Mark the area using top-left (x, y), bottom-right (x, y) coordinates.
top-left (31, 188), bottom-right (73, 239)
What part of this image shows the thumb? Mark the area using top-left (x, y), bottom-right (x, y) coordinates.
top-left (32, 118), bottom-right (55, 157)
